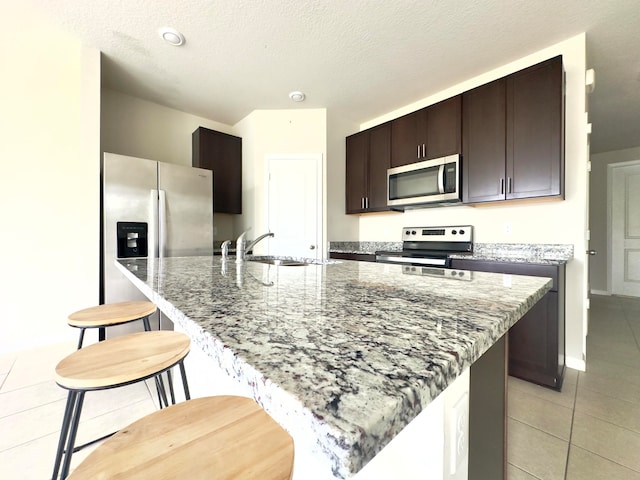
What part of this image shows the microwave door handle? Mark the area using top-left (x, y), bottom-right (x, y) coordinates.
top-left (437, 164), bottom-right (445, 193)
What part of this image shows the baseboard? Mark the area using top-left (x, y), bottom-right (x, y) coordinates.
top-left (590, 289), bottom-right (610, 296)
top-left (566, 356), bottom-right (586, 372)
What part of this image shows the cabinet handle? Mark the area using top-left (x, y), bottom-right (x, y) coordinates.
top-left (365, 197), bottom-right (369, 209)
top-left (500, 178), bottom-right (505, 195)
top-left (361, 197), bottom-right (365, 209)
top-left (417, 145), bottom-right (420, 159)
top-left (508, 177), bottom-right (512, 194)
top-left (422, 144), bottom-right (426, 158)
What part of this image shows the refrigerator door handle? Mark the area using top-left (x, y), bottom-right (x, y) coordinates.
top-left (158, 189), bottom-right (167, 258)
top-left (149, 189), bottom-right (160, 258)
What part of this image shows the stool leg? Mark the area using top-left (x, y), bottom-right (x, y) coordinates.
top-left (166, 370), bottom-right (176, 404)
top-left (155, 375), bottom-right (169, 408)
top-left (178, 360), bottom-right (191, 401)
top-left (142, 318), bottom-right (169, 409)
top-left (51, 391), bottom-right (76, 480)
top-left (76, 329), bottom-right (85, 350)
top-left (60, 391), bottom-right (85, 479)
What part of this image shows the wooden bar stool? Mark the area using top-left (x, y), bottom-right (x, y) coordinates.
top-left (67, 396), bottom-right (295, 480)
top-left (67, 301), bottom-right (157, 349)
top-left (68, 301), bottom-right (174, 409)
top-left (51, 330), bottom-right (191, 480)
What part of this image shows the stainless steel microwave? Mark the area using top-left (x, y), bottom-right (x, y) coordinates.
top-left (387, 154), bottom-right (461, 208)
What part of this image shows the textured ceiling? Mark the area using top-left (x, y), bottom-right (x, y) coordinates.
top-left (28, 0), bottom-right (640, 153)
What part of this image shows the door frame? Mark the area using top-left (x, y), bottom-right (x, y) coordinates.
top-left (607, 158), bottom-right (640, 295)
top-left (264, 153), bottom-right (324, 260)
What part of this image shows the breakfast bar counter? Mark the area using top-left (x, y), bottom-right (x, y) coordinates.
top-left (116, 256), bottom-right (551, 479)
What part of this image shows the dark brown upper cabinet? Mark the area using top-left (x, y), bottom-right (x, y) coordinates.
top-left (463, 56), bottom-right (564, 204)
top-left (192, 127), bottom-right (242, 214)
top-left (390, 96), bottom-right (461, 167)
top-left (345, 122), bottom-right (391, 214)
top-left (462, 79), bottom-right (507, 203)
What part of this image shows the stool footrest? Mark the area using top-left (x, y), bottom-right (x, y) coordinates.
top-left (69, 431), bottom-right (116, 454)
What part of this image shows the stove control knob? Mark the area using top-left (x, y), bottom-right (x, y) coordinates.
top-left (459, 229), bottom-right (465, 235)
top-left (411, 230), bottom-right (416, 235)
top-left (452, 230), bottom-right (457, 235)
top-left (405, 230), bottom-right (411, 235)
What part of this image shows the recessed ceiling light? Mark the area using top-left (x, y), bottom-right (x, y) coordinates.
top-left (289, 91), bottom-right (305, 102)
top-left (158, 27), bottom-right (185, 46)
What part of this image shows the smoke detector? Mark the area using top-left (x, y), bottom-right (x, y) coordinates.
top-left (159, 27), bottom-right (185, 46)
top-left (289, 91), bottom-right (306, 102)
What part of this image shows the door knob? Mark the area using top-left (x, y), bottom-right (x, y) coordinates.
top-left (586, 250), bottom-right (597, 255)
top-left (310, 245), bottom-right (316, 250)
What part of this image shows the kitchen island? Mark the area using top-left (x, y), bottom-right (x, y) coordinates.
top-left (116, 256), bottom-right (551, 479)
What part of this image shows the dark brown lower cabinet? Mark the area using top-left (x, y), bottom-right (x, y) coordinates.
top-left (450, 259), bottom-right (566, 390)
top-left (329, 252), bottom-right (376, 262)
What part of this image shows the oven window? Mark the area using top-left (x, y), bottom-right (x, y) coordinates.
top-left (389, 166), bottom-right (440, 200)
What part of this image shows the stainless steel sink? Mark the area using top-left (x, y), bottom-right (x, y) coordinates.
top-left (250, 258), bottom-right (309, 266)
top-left (247, 255), bottom-right (340, 266)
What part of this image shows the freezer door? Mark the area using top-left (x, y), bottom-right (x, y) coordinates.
top-left (103, 153), bottom-right (160, 335)
top-left (158, 162), bottom-right (213, 257)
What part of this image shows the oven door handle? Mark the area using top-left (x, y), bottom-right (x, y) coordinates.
top-left (376, 255), bottom-right (448, 267)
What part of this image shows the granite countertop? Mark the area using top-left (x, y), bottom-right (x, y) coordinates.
top-left (116, 256), bottom-right (551, 478)
top-left (330, 241), bottom-right (574, 265)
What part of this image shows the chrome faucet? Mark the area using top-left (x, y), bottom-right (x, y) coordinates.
top-left (236, 230), bottom-right (274, 262)
top-left (221, 240), bottom-right (232, 261)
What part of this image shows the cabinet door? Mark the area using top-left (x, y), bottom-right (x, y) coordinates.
top-left (390, 110), bottom-right (421, 167)
top-left (449, 258), bottom-right (564, 390)
top-left (462, 79), bottom-right (506, 203)
top-left (509, 292), bottom-right (560, 388)
top-left (192, 127), bottom-right (242, 214)
top-left (425, 96), bottom-right (461, 159)
top-left (506, 56), bottom-right (564, 200)
top-left (367, 123), bottom-right (391, 211)
top-left (345, 131), bottom-right (368, 213)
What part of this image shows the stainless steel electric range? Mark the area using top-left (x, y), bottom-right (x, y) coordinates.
top-left (375, 225), bottom-right (473, 268)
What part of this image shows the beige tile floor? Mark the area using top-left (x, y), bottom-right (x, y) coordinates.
top-left (0, 294), bottom-right (638, 479)
top-left (508, 294), bottom-right (640, 480)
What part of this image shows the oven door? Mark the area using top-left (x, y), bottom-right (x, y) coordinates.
top-left (387, 154), bottom-right (460, 207)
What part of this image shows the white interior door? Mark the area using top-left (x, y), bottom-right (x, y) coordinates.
top-left (266, 154), bottom-right (322, 260)
top-left (611, 161), bottom-right (640, 297)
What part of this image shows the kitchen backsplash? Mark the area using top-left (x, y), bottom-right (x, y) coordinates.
top-left (329, 241), bottom-right (574, 264)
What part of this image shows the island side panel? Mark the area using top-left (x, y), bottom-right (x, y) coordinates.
top-left (469, 334), bottom-right (508, 480)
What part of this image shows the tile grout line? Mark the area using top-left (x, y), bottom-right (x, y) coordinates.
top-left (508, 462), bottom-right (544, 480)
top-left (563, 371), bottom-right (580, 480)
top-left (623, 304), bottom-right (640, 354)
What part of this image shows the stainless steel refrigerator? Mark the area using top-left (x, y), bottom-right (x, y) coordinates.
top-left (102, 152), bottom-right (213, 337)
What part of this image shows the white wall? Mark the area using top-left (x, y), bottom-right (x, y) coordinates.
top-left (234, 109), bottom-right (327, 251)
top-left (352, 35), bottom-right (589, 370)
top-left (590, 146), bottom-right (640, 294)
top-left (101, 89), bottom-right (236, 240)
top-left (326, 111), bottom-right (360, 245)
top-left (0, 4), bottom-right (101, 352)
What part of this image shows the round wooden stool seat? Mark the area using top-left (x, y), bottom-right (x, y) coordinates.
top-left (68, 301), bottom-right (156, 328)
top-left (67, 301), bottom-right (157, 350)
top-left (68, 396), bottom-right (295, 480)
top-left (55, 330), bottom-right (190, 390)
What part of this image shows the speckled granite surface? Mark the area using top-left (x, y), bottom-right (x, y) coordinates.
top-left (116, 256), bottom-right (551, 478)
top-left (330, 241), bottom-right (402, 255)
top-left (330, 241), bottom-right (573, 265)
